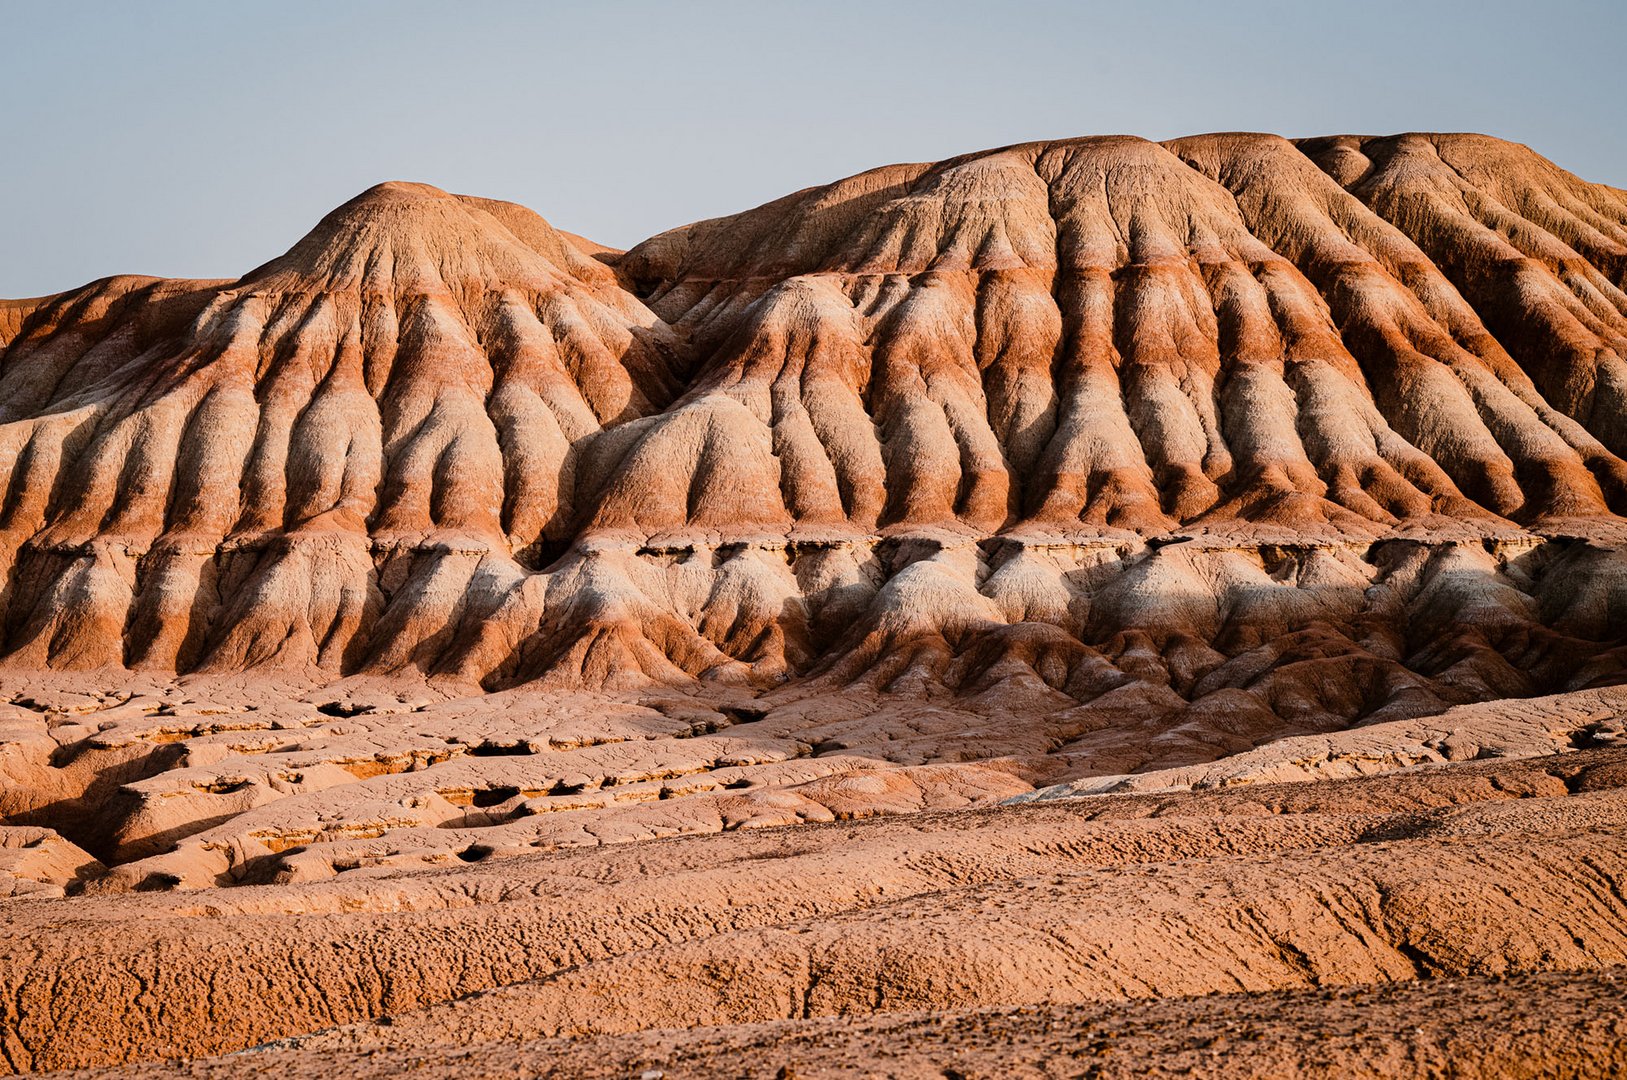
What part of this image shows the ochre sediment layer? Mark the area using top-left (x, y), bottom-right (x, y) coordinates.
top-left (0, 134), bottom-right (1622, 690)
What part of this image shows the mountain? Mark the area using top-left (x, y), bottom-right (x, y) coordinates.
top-left (1, 133), bottom-right (1623, 697)
top-left (3, 128), bottom-right (1627, 1074)
top-left (0, 132), bottom-right (1623, 881)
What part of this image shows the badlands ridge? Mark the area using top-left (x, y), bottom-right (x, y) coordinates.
top-left (1, 131), bottom-right (1626, 1074)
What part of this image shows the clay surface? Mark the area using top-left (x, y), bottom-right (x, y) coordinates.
top-left (10, 749), bottom-right (1627, 1074)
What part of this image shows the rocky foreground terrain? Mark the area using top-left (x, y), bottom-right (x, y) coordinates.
top-left (2, 131), bottom-right (1626, 1074)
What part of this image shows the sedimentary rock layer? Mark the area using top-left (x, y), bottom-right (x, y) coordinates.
top-left (3, 128), bottom-right (1626, 1079)
top-left (1, 130), bottom-right (1624, 897)
top-left (0, 133), bottom-right (1621, 699)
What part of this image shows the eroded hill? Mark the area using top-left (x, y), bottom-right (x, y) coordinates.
top-left (2, 127), bottom-right (1627, 1077)
top-left (0, 134), bottom-right (1622, 690)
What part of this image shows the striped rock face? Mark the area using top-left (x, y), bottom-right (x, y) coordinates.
top-left (0, 133), bottom-right (1625, 898)
top-left (1, 135), bottom-right (1624, 686)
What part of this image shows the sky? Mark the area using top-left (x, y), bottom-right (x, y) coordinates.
top-left (3, 0), bottom-right (1624, 297)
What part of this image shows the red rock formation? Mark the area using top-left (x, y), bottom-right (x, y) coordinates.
top-left (1, 136), bottom-right (1623, 880)
top-left (0, 135), bottom-right (1622, 700)
top-left (3, 131), bottom-right (1627, 1076)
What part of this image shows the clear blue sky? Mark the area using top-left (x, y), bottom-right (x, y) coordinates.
top-left (3, 0), bottom-right (1623, 297)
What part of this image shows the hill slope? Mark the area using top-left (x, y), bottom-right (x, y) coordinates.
top-left (0, 132), bottom-right (1624, 895)
top-left (4, 128), bottom-right (1627, 1076)
top-left (0, 134), bottom-right (1623, 693)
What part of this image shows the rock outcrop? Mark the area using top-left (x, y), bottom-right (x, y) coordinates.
top-left (3, 129), bottom-right (1627, 1078)
top-left (1, 130), bottom-right (1624, 892)
top-left (7, 745), bottom-right (1627, 1072)
top-left (0, 133), bottom-right (1621, 697)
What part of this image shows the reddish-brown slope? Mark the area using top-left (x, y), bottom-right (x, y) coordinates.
top-left (0, 135), bottom-right (1622, 693)
top-left (77, 971), bottom-right (1627, 1080)
top-left (2, 131), bottom-right (1626, 1076)
top-left (0, 132), bottom-right (1624, 902)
